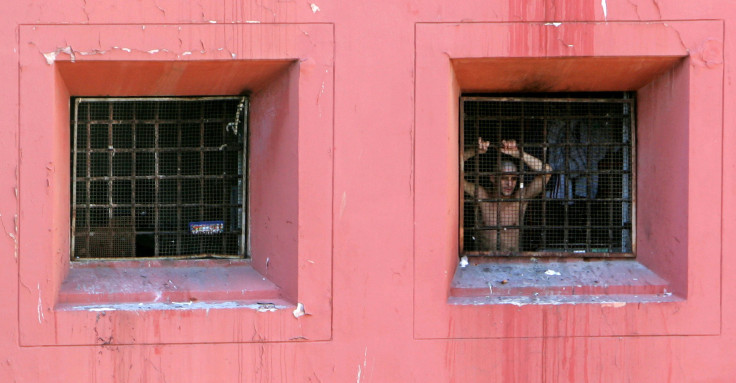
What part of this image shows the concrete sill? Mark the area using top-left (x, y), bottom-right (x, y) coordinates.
top-left (450, 260), bottom-right (678, 305)
top-left (58, 259), bottom-right (282, 307)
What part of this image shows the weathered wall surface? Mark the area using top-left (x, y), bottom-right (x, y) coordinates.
top-left (1, 0), bottom-right (735, 382)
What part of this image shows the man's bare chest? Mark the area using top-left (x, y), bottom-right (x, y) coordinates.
top-left (480, 201), bottom-right (526, 226)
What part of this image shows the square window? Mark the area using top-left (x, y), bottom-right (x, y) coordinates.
top-left (19, 23), bottom-right (335, 346)
top-left (415, 21), bottom-right (724, 340)
top-left (460, 93), bottom-right (635, 257)
top-left (70, 97), bottom-right (248, 260)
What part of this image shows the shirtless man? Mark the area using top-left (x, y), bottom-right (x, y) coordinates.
top-left (463, 138), bottom-right (552, 252)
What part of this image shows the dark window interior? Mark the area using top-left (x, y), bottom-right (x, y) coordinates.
top-left (461, 93), bottom-right (634, 257)
top-left (71, 97), bottom-right (248, 259)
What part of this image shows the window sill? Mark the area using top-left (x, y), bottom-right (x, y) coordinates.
top-left (58, 259), bottom-right (282, 308)
top-left (450, 259), bottom-right (678, 306)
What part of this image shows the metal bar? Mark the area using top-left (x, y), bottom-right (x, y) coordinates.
top-left (107, 102), bottom-right (114, 224)
top-left (82, 230), bottom-right (241, 235)
top-left (475, 224), bottom-right (627, 230)
top-left (459, 98), bottom-right (466, 255)
top-left (585, 113), bottom-right (592, 252)
top-left (463, 250), bottom-right (636, 258)
top-left (200, 101), bottom-right (206, 255)
top-left (79, 147), bottom-right (240, 153)
top-left (77, 175), bottom-right (242, 181)
top-left (464, 115), bottom-right (630, 122)
top-left (563, 102), bottom-right (570, 251)
top-left (176, 101), bottom-right (183, 256)
top-left (461, 96), bottom-right (631, 103)
top-left (242, 97), bottom-right (250, 257)
top-left (79, 254), bottom-right (243, 261)
top-left (76, 96), bottom-right (244, 103)
top-left (541, 102), bottom-right (548, 250)
top-left (154, 102), bottom-right (160, 256)
top-left (70, 99), bottom-right (80, 258)
top-left (627, 96), bottom-right (637, 253)
top-left (218, 101), bottom-right (226, 254)
top-left (518, 100), bottom-right (525, 250)
top-left (131, 101), bottom-right (137, 256)
top-left (494, 102), bottom-right (501, 252)
top-left (468, 169), bottom-right (633, 176)
top-left (76, 117), bottom-right (237, 125)
top-left (83, 203), bottom-right (243, 208)
top-left (85, 103), bottom-right (92, 254)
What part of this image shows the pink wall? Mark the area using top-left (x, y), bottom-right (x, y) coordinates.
top-left (2, 1), bottom-right (735, 382)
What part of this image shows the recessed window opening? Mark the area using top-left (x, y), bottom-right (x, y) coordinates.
top-left (461, 93), bottom-right (635, 257)
top-left (71, 96), bottom-right (248, 260)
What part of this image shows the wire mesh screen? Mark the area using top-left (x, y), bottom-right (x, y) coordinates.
top-left (461, 94), bottom-right (634, 257)
top-left (71, 97), bottom-right (248, 260)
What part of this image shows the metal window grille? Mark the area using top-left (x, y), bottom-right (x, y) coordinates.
top-left (71, 96), bottom-right (248, 260)
top-left (461, 94), bottom-right (635, 257)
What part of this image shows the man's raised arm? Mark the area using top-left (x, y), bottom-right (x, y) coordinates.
top-left (463, 137), bottom-right (490, 199)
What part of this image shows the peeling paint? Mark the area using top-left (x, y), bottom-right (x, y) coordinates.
top-left (451, 293), bottom-right (679, 306)
top-left (42, 46), bottom-right (75, 65)
top-left (0, 212), bottom-right (18, 259)
top-left (601, 0), bottom-right (608, 20)
top-left (357, 347), bottom-right (367, 382)
top-left (602, 302), bottom-right (626, 308)
top-left (245, 20), bottom-right (261, 23)
top-left (63, 301), bottom-right (290, 312)
top-left (88, 307), bottom-right (116, 312)
top-left (257, 302), bottom-right (277, 312)
top-left (310, 3), bottom-right (321, 13)
top-left (293, 302), bottom-right (306, 318)
top-left (545, 22), bottom-right (562, 27)
top-left (37, 283), bottom-right (44, 323)
top-left (459, 256), bottom-right (469, 268)
top-left (78, 50), bottom-right (107, 56)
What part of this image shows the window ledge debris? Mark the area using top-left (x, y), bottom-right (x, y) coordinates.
top-left (450, 259), bottom-right (676, 305)
top-left (58, 259), bottom-right (281, 308)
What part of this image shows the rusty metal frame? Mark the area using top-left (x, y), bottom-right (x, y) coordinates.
top-left (71, 96), bottom-right (248, 260)
top-left (459, 94), bottom-right (636, 258)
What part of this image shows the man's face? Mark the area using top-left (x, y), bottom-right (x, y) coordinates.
top-left (494, 162), bottom-right (518, 197)
top-left (498, 174), bottom-right (518, 196)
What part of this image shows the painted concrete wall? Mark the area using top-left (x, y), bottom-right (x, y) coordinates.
top-left (2, 0), bottom-right (735, 382)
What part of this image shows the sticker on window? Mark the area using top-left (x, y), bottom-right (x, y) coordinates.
top-left (189, 221), bottom-right (225, 235)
